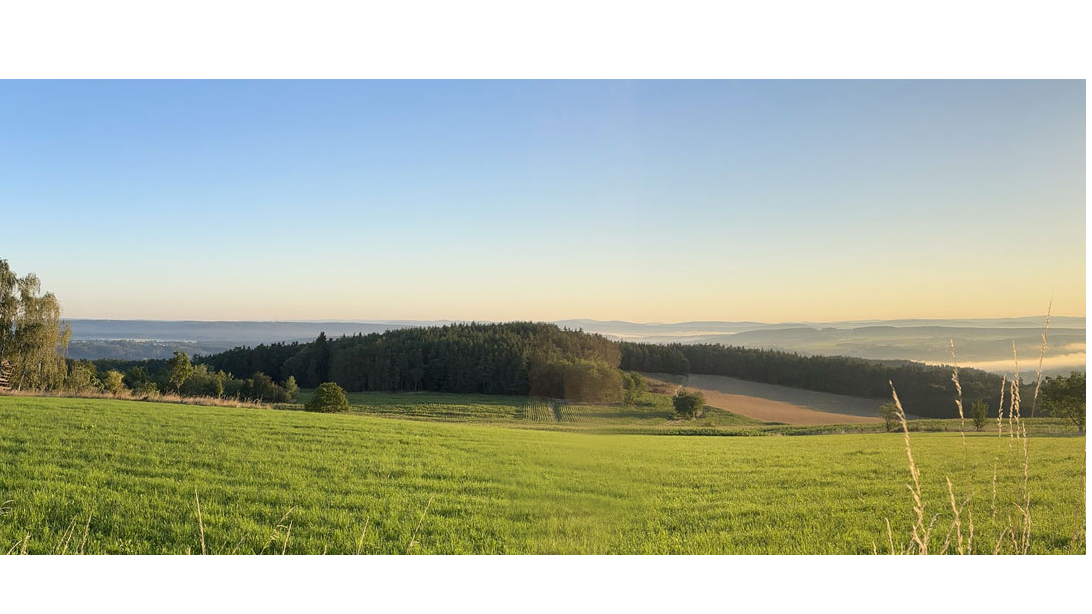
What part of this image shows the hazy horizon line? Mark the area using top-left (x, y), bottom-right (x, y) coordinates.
top-left (60, 314), bottom-right (1082, 325)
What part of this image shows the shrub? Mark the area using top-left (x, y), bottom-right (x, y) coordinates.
top-left (245, 372), bottom-right (289, 403)
top-left (223, 377), bottom-right (246, 399)
top-left (102, 370), bottom-right (126, 394)
top-left (306, 382), bottom-right (349, 413)
top-left (66, 360), bottom-right (102, 393)
top-left (181, 364), bottom-right (227, 398)
top-left (673, 390), bottom-right (705, 419)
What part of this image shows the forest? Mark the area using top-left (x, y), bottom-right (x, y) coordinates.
top-left (86, 322), bottom-right (625, 402)
top-left (200, 322), bottom-right (626, 402)
top-left (619, 342), bottom-right (1012, 418)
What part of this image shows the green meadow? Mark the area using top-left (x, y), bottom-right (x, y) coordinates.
top-left (288, 388), bottom-right (764, 428)
top-left (0, 395), bottom-right (1085, 554)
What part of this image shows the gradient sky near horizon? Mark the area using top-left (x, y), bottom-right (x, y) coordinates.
top-left (0, 80), bottom-right (1085, 322)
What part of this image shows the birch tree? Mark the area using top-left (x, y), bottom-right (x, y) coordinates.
top-left (0, 259), bottom-right (70, 390)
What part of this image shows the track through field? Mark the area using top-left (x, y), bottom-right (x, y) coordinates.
top-left (644, 372), bottom-right (886, 425)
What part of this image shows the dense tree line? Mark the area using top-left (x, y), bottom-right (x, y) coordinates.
top-left (198, 323), bottom-right (624, 401)
top-left (619, 342), bottom-right (1010, 419)
top-left (76, 351), bottom-right (297, 403)
top-left (619, 343), bottom-right (691, 374)
top-left (198, 341), bottom-right (305, 384)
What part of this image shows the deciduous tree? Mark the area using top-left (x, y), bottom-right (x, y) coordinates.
top-left (0, 259), bottom-right (70, 390)
top-left (970, 399), bottom-right (988, 431)
top-left (879, 402), bottom-right (899, 432)
top-left (673, 390), bottom-right (705, 419)
top-left (1041, 371), bottom-right (1086, 432)
top-left (168, 351), bottom-right (193, 393)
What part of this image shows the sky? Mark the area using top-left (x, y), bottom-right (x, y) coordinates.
top-left (0, 80), bottom-right (1085, 323)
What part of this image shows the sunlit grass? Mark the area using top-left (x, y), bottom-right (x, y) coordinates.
top-left (0, 396), bottom-right (1083, 554)
top-left (289, 389), bottom-right (765, 428)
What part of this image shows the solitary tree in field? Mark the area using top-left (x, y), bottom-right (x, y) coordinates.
top-left (970, 399), bottom-right (988, 431)
top-left (1041, 371), bottom-right (1086, 432)
top-left (168, 351), bottom-right (194, 393)
top-left (879, 402), bottom-right (899, 432)
top-left (306, 382), bottom-right (350, 413)
top-left (673, 390), bottom-right (705, 419)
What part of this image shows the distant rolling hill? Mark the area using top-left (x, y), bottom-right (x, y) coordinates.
top-left (65, 320), bottom-right (414, 360)
top-left (561, 317), bottom-right (1085, 377)
top-left (64, 317), bottom-right (1085, 376)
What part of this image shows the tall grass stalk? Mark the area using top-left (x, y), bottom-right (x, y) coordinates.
top-left (1031, 299), bottom-right (1051, 418)
top-left (259, 507), bottom-right (296, 555)
top-left (884, 305), bottom-right (1060, 555)
top-left (404, 495), bottom-right (435, 554)
top-left (5, 534), bottom-right (29, 555)
top-left (991, 375), bottom-right (1006, 519)
top-left (195, 490), bottom-right (207, 555)
top-left (77, 512), bottom-right (92, 555)
top-left (1010, 341), bottom-right (1031, 554)
top-left (1071, 481), bottom-right (1087, 554)
top-left (888, 382), bottom-right (927, 554)
top-left (355, 518), bottom-right (371, 555)
top-left (948, 340), bottom-right (972, 553)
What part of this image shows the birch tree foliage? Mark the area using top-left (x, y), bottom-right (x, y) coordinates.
top-left (0, 259), bottom-right (70, 390)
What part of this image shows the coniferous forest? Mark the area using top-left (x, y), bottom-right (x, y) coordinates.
top-left (618, 342), bottom-right (1007, 418)
top-left (199, 323), bottom-right (624, 402)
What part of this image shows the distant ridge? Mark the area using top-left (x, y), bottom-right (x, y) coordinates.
top-left (66, 316), bottom-right (1085, 376)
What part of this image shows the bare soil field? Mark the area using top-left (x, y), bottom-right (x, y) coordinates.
top-left (643, 372), bottom-right (886, 425)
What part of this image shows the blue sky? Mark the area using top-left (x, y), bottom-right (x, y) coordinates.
top-left (0, 80), bottom-right (1084, 321)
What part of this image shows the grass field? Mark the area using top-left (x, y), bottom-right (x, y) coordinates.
top-left (287, 388), bottom-right (1074, 436)
top-left (0, 395), bottom-right (1084, 554)
top-left (288, 388), bottom-right (765, 429)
